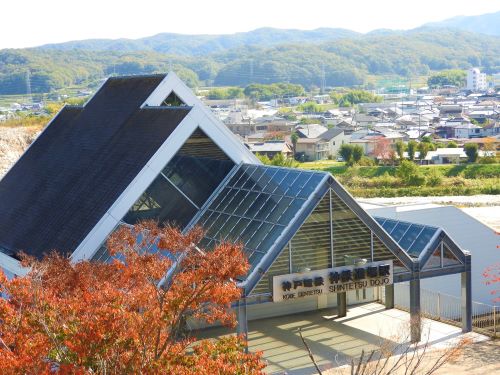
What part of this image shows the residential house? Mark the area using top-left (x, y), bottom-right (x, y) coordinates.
top-left (454, 123), bottom-right (482, 139)
top-left (354, 114), bottom-right (379, 128)
top-left (246, 141), bottom-right (293, 159)
top-left (425, 148), bottom-right (467, 164)
top-left (318, 128), bottom-right (350, 159)
top-left (295, 138), bottom-right (329, 161)
top-left (295, 123), bottom-right (328, 139)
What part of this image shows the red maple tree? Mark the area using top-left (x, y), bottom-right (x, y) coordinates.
top-left (0, 221), bottom-right (264, 374)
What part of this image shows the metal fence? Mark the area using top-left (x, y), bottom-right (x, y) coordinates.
top-left (381, 283), bottom-right (498, 338)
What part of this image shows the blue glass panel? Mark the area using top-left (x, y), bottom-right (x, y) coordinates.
top-left (389, 222), bottom-right (411, 242)
top-left (381, 219), bottom-right (398, 233)
top-left (224, 190), bottom-right (248, 214)
top-left (286, 172), bottom-right (310, 196)
top-left (279, 199), bottom-right (304, 225)
top-left (226, 217), bottom-right (251, 242)
top-left (209, 187), bottom-right (231, 211)
top-left (242, 221), bottom-right (265, 247)
top-left (245, 193), bottom-right (270, 218)
top-left (408, 227), bottom-right (438, 255)
top-left (298, 173), bottom-right (324, 198)
top-left (228, 167), bottom-right (246, 187)
top-left (206, 213), bottom-right (230, 237)
top-left (263, 169), bottom-right (288, 194)
top-left (234, 191), bottom-right (258, 216)
top-left (259, 225), bottom-right (283, 250)
top-left (192, 164), bottom-right (328, 274)
top-left (266, 196), bottom-right (293, 223)
top-left (398, 224), bottom-right (424, 250)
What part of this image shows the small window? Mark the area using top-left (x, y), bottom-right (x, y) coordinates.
top-left (161, 91), bottom-right (186, 107)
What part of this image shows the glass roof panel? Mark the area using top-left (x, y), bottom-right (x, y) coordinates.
top-left (192, 164), bottom-right (327, 273)
top-left (398, 224), bottom-right (424, 250)
top-left (373, 216), bottom-right (439, 257)
top-left (389, 222), bottom-right (411, 242)
top-left (408, 227), bottom-right (438, 255)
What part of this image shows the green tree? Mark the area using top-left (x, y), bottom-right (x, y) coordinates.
top-left (339, 144), bottom-right (354, 166)
top-left (418, 142), bottom-right (430, 162)
top-left (270, 153), bottom-right (298, 167)
top-left (352, 145), bottom-right (364, 164)
top-left (447, 141), bottom-right (458, 148)
top-left (298, 102), bottom-right (322, 113)
top-left (464, 143), bottom-right (478, 163)
top-left (335, 90), bottom-right (382, 107)
top-left (395, 141), bottom-right (405, 160)
top-left (407, 141), bottom-right (417, 161)
top-left (427, 70), bottom-right (466, 88)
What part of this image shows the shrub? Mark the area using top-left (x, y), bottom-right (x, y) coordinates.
top-left (408, 174), bottom-right (426, 186)
top-left (478, 157), bottom-right (498, 164)
top-left (396, 160), bottom-right (421, 183)
top-left (462, 164), bottom-right (500, 179)
top-left (357, 156), bottom-right (376, 166)
top-left (426, 168), bottom-right (443, 187)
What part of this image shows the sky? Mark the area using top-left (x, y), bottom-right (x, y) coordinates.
top-left (0, 0), bottom-right (499, 49)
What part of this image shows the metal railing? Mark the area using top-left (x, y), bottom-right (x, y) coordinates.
top-left (381, 283), bottom-right (498, 338)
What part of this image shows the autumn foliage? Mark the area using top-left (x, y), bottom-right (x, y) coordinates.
top-left (0, 221), bottom-right (264, 374)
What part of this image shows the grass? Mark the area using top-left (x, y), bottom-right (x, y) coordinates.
top-left (298, 162), bottom-right (500, 197)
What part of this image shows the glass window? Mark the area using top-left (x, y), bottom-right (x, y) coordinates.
top-left (443, 244), bottom-right (461, 267)
top-left (162, 128), bottom-right (234, 207)
top-left (162, 155), bottom-right (233, 207)
top-left (423, 246), bottom-right (441, 269)
top-left (123, 175), bottom-right (197, 229)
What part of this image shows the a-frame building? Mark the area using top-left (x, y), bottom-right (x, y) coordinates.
top-left (0, 73), bottom-right (471, 342)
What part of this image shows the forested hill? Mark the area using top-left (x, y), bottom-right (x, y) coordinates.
top-left (1, 28), bottom-right (499, 94)
top-left (37, 28), bottom-right (361, 55)
top-left (423, 11), bottom-right (500, 37)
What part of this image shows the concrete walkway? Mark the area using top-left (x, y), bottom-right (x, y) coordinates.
top-left (197, 302), bottom-right (488, 374)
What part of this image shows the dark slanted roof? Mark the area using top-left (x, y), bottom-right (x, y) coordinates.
top-left (319, 128), bottom-right (344, 140)
top-left (0, 75), bottom-right (191, 259)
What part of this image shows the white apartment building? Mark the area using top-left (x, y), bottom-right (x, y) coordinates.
top-left (466, 68), bottom-right (487, 91)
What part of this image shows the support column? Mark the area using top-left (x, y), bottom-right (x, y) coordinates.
top-left (337, 292), bottom-right (347, 318)
top-left (385, 284), bottom-right (394, 310)
top-left (237, 297), bottom-right (248, 351)
top-left (461, 253), bottom-right (472, 332)
top-left (409, 278), bottom-right (421, 343)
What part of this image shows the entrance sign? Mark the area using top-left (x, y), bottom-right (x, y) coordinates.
top-left (272, 260), bottom-right (393, 302)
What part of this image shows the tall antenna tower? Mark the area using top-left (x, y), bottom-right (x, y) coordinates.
top-left (26, 70), bottom-right (32, 103)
